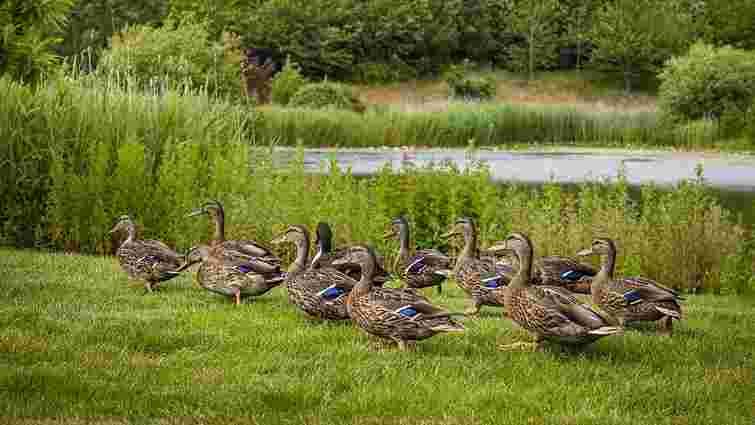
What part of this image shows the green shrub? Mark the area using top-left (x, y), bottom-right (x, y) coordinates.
top-left (443, 61), bottom-right (496, 101)
top-left (289, 82), bottom-right (364, 112)
top-left (271, 57), bottom-right (308, 105)
top-left (659, 42), bottom-right (755, 123)
top-left (98, 19), bottom-right (243, 98)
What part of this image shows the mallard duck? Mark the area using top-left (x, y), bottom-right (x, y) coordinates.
top-left (488, 233), bottom-right (622, 351)
top-left (109, 215), bottom-right (184, 293)
top-left (332, 245), bottom-right (464, 350)
top-left (577, 238), bottom-right (684, 334)
top-left (384, 216), bottom-right (451, 294)
top-left (187, 199), bottom-right (281, 269)
top-left (181, 244), bottom-right (286, 305)
top-left (485, 244), bottom-right (597, 294)
top-left (271, 225), bottom-right (359, 320)
top-left (311, 221), bottom-right (391, 285)
top-left (441, 217), bottom-right (516, 315)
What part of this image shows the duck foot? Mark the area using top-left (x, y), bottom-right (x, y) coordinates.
top-left (497, 341), bottom-right (540, 352)
top-left (658, 316), bottom-right (674, 337)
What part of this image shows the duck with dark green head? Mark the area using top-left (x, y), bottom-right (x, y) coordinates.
top-left (384, 216), bottom-right (452, 294)
top-left (577, 238), bottom-right (683, 335)
top-left (332, 245), bottom-right (465, 350)
top-left (488, 233), bottom-right (622, 351)
top-left (442, 217), bottom-right (515, 315)
top-left (109, 215), bottom-right (184, 293)
top-left (310, 221), bottom-right (391, 285)
top-left (271, 225), bottom-right (360, 320)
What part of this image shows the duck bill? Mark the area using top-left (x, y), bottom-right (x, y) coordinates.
top-left (440, 230), bottom-right (459, 239)
top-left (382, 229), bottom-right (397, 240)
top-left (270, 233), bottom-right (287, 245)
top-left (331, 256), bottom-right (353, 267)
top-left (484, 243), bottom-right (512, 255)
top-left (186, 208), bottom-right (206, 218)
top-left (576, 248), bottom-right (593, 257)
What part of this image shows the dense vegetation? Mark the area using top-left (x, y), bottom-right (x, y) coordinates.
top-left (1, 76), bottom-right (752, 295)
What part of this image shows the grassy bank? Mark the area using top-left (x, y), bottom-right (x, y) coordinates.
top-left (0, 248), bottom-right (753, 424)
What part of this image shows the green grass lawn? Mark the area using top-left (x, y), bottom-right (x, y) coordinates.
top-left (1, 248), bottom-right (753, 425)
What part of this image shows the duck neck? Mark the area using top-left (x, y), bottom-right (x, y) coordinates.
top-left (453, 229), bottom-right (477, 274)
top-left (397, 225), bottom-right (411, 264)
top-left (510, 245), bottom-right (532, 289)
top-left (592, 247), bottom-right (616, 297)
top-left (124, 222), bottom-right (136, 243)
top-left (289, 236), bottom-right (309, 275)
top-left (212, 210), bottom-right (225, 243)
top-left (352, 256), bottom-right (376, 298)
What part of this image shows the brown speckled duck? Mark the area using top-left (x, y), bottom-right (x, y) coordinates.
top-left (384, 216), bottom-right (452, 294)
top-left (442, 217), bottom-right (516, 315)
top-left (577, 238), bottom-right (683, 335)
top-left (271, 225), bottom-right (358, 320)
top-left (109, 215), bottom-right (184, 293)
top-left (333, 245), bottom-right (465, 350)
top-left (489, 233), bottom-right (622, 351)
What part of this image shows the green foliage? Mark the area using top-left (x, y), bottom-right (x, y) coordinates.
top-left (289, 82), bottom-right (364, 112)
top-left (97, 18), bottom-right (243, 98)
top-left (658, 43), bottom-right (755, 130)
top-left (271, 57), bottom-right (308, 106)
top-left (696, 0), bottom-right (755, 50)
top-left (506, 0), bottom-right (562, 79)
top-left (443, 61), bottom-right (496, 101)
top-left (0, 0), bottom-right (75, 83)
top-left (590, 0), bottom-right (693, 92)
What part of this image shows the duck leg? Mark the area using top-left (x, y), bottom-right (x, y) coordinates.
top-left (232, 287), bottom-right (242, 305)
top-left (143, 282), bottom-right (153, 295)
top-left (498, 334), bottom-right (544, 352)
top-left (658, 316), bottom-right (673, 336)
top-left (435, 283), bottom-right (443, 295)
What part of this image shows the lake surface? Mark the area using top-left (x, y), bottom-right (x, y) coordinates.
top-left (272, 147), bottom-right (755, 225)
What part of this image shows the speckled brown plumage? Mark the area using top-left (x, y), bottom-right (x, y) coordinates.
top-left (578, 238), bottom-right (683, 333)
top-left (385, 217), bottom-right (452, 293)
top-left (311, 222), bottom-right (391, 285)
top-left (109, 215), bottom-right (184, 293)
top-left (443, 218), bottom-right (515, 315)
top-left (272, 225), bottom-right (360, 320)
top-left (495, 233), bottom-right (622, 349)
top-left (334, 245), bottom-right (464, 350)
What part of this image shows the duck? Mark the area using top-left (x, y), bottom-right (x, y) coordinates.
top-left (271, 225), bottom-right (359, 320)
top-left (180, 244), bottom-right (286, 305)
top-left (577, 238), bottom-right (684, 334)
top-left (441, 217), bottom-right (516, 315)
top-left (109, 215), bottom-right (184, 293)
top-left (485, 243), bottom-right (597, 294)
top-left (488, 233), bottom-right (622, 351)
top-left (310, 221), bottom-right (391, 285)
top-left (187, 199), bottom-right (281, 269)
top-left (332, 245), bottom-right (465, 350)
top-left (384, 216), bottom-right (452, 294)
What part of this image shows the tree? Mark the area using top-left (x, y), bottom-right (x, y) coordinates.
top-left (507, 0), bottom-right (561, 80)
top-left (590, 0), bottom-right (693, 93)
top-left (560, 0), bottom-right (598, 72)
top-left (696, 0), bottom-right (755, 50)
top-left (0, 0), bottom-right (75, 83)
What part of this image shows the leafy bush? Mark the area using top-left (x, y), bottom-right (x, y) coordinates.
top-left (659, 42), bottom-right (755, 123)
top-left (289, 82), bottom-right (364, 112)
top-left (98, 19), bottom-right (243, 98)
top-left (271, 57), bottom-right (308, 105)
top-left (444, 61), bottom-right (497, 101)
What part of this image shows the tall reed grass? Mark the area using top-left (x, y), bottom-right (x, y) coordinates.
top-left (0, 76), bottom-right (749, 294)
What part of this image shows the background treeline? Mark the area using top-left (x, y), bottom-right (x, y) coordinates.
top-left (2, 0), bottom-right (753, 85)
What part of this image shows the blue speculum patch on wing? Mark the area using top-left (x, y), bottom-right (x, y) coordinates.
top-left (560, 270), bottom-right (585, 281)
top-left (481, 274), bottom-right (503, 288)
top-left (623, 289), bottom-right (643, 304)
top-left (395, 305), bottom-right (419, 317)
top-left (237, 264), bottom-right (253, 273)
top-left (318, 286), bottom-right (346, 300)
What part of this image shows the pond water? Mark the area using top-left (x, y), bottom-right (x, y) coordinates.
top-left (272, 147), bottom-right (755, 226)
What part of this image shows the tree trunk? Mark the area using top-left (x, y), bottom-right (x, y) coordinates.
top-left (528, 27), bottom-right (535, 81)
